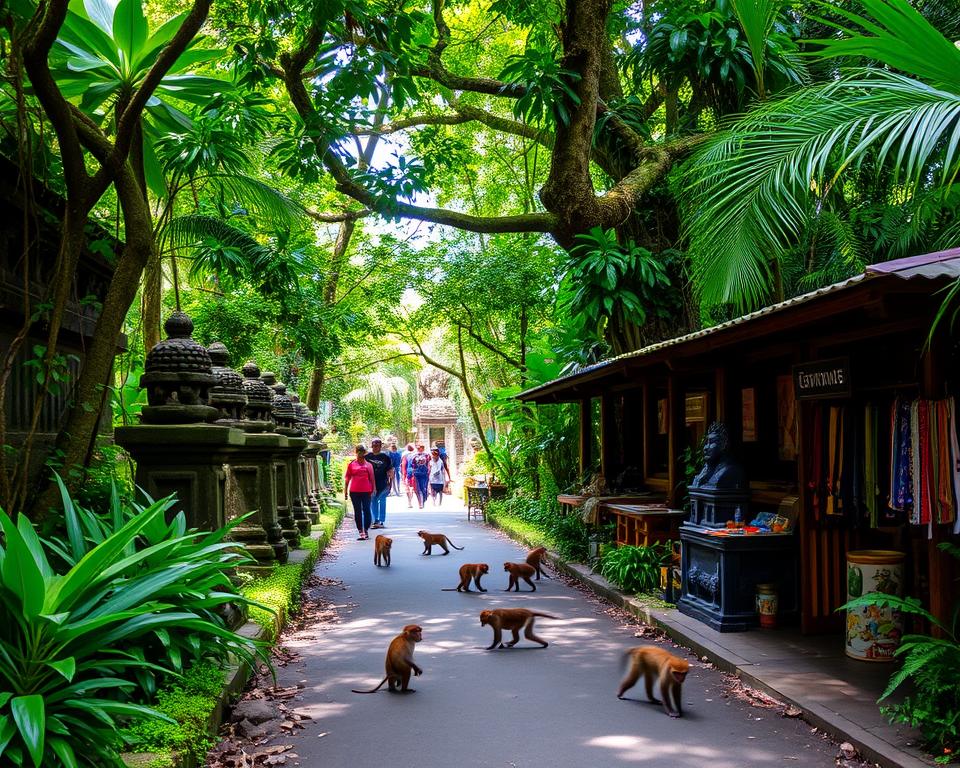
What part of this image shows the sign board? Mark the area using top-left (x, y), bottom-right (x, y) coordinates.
top-left (792, 358), bottom-right (851, 400)
top-left (685, 393), bottom-right (708, 424)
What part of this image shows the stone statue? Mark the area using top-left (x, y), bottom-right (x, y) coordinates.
top-left (691, 422), bottom-right (744, 490)
top-left (418, 367), bottom-right (450, 399)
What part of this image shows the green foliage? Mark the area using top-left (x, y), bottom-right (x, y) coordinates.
top-left (600, 544), bottom-right (672, 594)
top-left (0, 481), bottom-right (264, 767)
top-left (839, 542), bottom-right (960, 758)
top-left (241, 535), bottom-right (323, 640)
top-left (557, 227), bottom-right (675, 352)
top-left (487, 495), bottom-right (590, 561)
top-left (74, 443), bottom-right (134, 510)
top-left (120, 660), bottom-right (225, 762)
top-left (499, 48), bottom-right (582, 126)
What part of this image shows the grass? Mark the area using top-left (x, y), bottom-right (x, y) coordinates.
top-left (486, 506), bottom-right (560, 552)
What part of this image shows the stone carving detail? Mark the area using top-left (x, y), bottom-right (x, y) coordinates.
top-left (270, 381), bottom-right (300, 435)
top-left (207, 342), bottom-right (247, 425)
top-left (418, 367), bottom-right (450, 399)
top-left (691, 422), bottom-right (744, 490)
top-left (240, 361), bottom-right (275, 431)
top-left (139, 311), bottom-right (217, 424)
top-left (688, 565), bottom-right (720, 605)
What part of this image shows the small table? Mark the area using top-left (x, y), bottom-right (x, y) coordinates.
top-left (603, 503), bottom-right (686, 548)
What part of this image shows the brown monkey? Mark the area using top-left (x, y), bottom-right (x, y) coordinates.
top-left (504, 562), bottom-right (537, 591)
top-left (373, 535), bottom-right (392, 567)
top-left (526, 546), bottom-right (552, 579)
top-left (617, 646), bottom-right (690, 718)
top-left (351, 624), bottom-right (423, 694)
top-left (442, 563), bottom-right (489, 592)
top-left (418, 530), bottom-right (464, 555)
top-left (479, 608), bottom-right (557, 650)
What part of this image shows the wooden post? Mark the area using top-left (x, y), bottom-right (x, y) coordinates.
top-left (579, 398), bottom-right (592, 479)
top-left (667, 374), bottom-right (684, 507)
top-left (714, 367), bottom-right (726, 423)
top-left (600, 393), bottom-right (617, 482)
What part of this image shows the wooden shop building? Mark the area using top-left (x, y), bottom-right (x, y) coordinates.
top-left (518, 249), bottom-right (960, 635)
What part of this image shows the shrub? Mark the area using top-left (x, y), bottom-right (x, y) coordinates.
top-left (840, 542), bottom-right (960, 762)
top-left (0, 481), bottom-right (267, 767)
top-left (599, 543), bottom-right (672, 594)
top-left (487, 495), bottom-right (591, 561)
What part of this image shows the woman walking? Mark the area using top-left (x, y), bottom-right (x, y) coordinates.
top-left (428, 447), bottom-right (451, 507)
top-left (409, 443), bottom-right (430, 509)
top-left (344, 444), bottom-right (375, 540)
top-left (401, 442), bottom-right (415, 508)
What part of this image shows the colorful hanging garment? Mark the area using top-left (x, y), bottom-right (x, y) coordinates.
top-left (808, 404), bottom-right (824, 523)
top-left (889, 398), bottom-right (914, 516)
top-left (826, 406), bottom-right (844, 518)
top-left (949, 397), bottom-right (960, 533)
top-left (934, 399), bottom-right (955, 525)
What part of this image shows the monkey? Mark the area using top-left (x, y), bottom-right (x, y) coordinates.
top-left (442, 563), bottom-right (489, 592)
top-left (503, 562), bottom-right (537, 592)
top-left (373, 535), bottom-right (392, 567)
top-left (525, 546), bottom-right (552, 580)
top-left (479, 608), bottom-right (557, 650)
top-left (418, 530), bottom-right (464, 555)
top-left (617, 645), bottom-right (690, 718)
top-left (351, 624), bottom-right (423, 694)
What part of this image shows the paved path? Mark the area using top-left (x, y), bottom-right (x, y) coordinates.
top-left (269, 496), bottom-right (842, 767)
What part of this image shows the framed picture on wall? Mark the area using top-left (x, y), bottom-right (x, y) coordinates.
top-left (777, 375), bottom-right (798, 460)
top-left (742, 388), bottom-right (757, 442)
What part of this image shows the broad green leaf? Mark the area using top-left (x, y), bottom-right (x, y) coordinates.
top-left (16, 514), bottom-right (53, 579)
top-left (0, 715), bottom-right (15, 754)
top-left (59, 9), bottom-right (122, 68)
top-left (44, 657), bottom-right (77, 682)
top-left (80, 0), bottom-right (117, 36)
top-left (48, 738), bottom-right (78, 768)
top-left (113, 0), bottom-right (148, 64)
top-left (10, 695), bottom-right (44, 768)
top-left (0, 512), bottom-right (45, 619)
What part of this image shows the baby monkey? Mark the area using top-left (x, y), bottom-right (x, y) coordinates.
top-left (442, 563), bottom-right (489, 592)
top-left (617, 645), bottom-right (690, 717)
top-left (480, 608), bottom-right (557, 650)
top-left (352, 624), bottom-right (423, 694)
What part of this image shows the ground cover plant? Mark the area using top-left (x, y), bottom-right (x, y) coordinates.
top-left (0, 483), bottom-right (265, 767)
top-left (840, 542), bottom-right (960, 763)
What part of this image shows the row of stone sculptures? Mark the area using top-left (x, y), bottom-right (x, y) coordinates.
top-left (116, 311), bottom-right (333, 574)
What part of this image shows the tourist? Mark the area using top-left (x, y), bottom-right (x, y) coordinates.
top-left (409, 443), bottom-right (430, 509)
top-left (401, 442), bottom-right (415, 508)
top-left (435, 440), bottom-right (448, 463)
top-left (428, 446), bottom-right (451, 507)
top-left (388, 442), bottom-right (402, 495)
top-left (344, 444), bottom-right (375, 540)
top-left (366, 438), bottom-right (394, 529)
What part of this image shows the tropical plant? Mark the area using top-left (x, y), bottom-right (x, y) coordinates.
top-left (839, 542), bottom-right (960, 761)
top-left (683, 0), bottom-right (960, 311)
top-left (0, 481), bottom-right (267, 766)
top-left (600, 543), bottom-right (673, 594)
top-left (558, 227), bottom-right (675, 355)
top-left (46, 0), bottom-right (228, 197)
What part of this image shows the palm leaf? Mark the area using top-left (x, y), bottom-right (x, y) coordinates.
top-left (809, 0), bottom-right (960, 91)
top-left (162, 215), bottom-right (271, 280)
top-left (204, 174), bottom-right (308, 229)
top-left (731, 0), bottom-right (782, 97)
top-left (682, 70), bottom-right (960, 310)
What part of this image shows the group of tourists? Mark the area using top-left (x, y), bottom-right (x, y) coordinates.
top-left (343, 438), bottom-right (453, 540)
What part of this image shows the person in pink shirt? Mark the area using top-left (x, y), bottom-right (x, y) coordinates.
top-left (344, 444), bottom-right (375, 540)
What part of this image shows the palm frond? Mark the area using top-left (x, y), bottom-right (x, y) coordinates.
top-left (343, 372), bottom-right (412, 410)
top-left (162, 214), bottom-right (271, 280)
top-left (682, 70), bottom-right (960, 310)
top-left (201, 173), bottom-right (309, 230)
top-left (732, 0), bottom-right (783, 97)
top-left (810, 0), bottom-right (960, 91)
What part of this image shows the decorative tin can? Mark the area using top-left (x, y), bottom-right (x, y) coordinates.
top-left (845, 550), bottom-right (905, 661)
top-left (755, 583), bottom-right (778, 629)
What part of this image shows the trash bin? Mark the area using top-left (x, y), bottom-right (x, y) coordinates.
top-left (845, 550), bottom-right (905, 661)
top-left (755, 583), bottom-right (778, 629)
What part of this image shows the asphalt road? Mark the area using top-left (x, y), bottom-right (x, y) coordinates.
top-left (261, 496), bottom-right (841, 767)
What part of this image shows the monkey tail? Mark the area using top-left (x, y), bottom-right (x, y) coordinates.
top-left (351, 675), bottom-right (391, 694)
top-left (446, 538), bottom-right (464, 550)
top-left (440, 588), bottom-right (460, 591)
top-left (532, 612), bottom-right (559, 619)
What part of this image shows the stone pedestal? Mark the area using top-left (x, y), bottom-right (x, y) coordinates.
top-left (301, 441), bottom-right (322, 523)
top-left (242, 432), bottom-right (298, 552)
top-left (115, 424), bottom-right (243, 533)
top-left (278, 437), bottom-right (310, 536)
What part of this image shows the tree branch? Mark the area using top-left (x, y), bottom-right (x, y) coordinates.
top-left (353, 113), bottom-right (470, 135)
top-left (455, 319), bottom-right (523, 369)
top-left (306, 207), bottom-right (370, 223)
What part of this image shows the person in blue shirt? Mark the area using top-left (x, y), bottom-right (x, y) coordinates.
top-left (388, 442), bottom-right (402, 496)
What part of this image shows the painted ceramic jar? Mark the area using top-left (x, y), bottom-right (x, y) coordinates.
top-left (755, 583), bottom-right (778, 629)
top-left (845, 550), bottom-right (905, 661)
